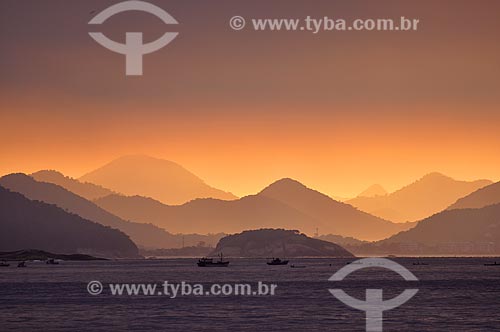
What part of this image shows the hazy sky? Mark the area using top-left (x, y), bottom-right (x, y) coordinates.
top-left (1, 0), bottom-right (499, 197)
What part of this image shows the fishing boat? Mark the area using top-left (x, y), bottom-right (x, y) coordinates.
top-left (484, 261), bottom-right (500, 266)
top-left (17, 261), bottom-right (27, 268)
top-left (197, 253), bottom-right (229, 267)
top-left (267, 258), bottom-right (289, 265)
top-left (0, 260), bottom-right (9, 267)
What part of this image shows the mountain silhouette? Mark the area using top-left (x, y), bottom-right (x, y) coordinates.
top-left (32, 170), bottom-right (114, 200)
top-left (79, 155), bottom-right (237, 204)
top-left (96, 193), bottom-right (321, 235)
top-left (0, 173), bottom-right (215, 249)
top-left (357, 184), bottom-right (387, 197)
top-left (347, 172), bottom-right (492, 222)
top-left (95, 178), bottom-right (413, 241)
top-left (0, 185), bottom-right (139, 258)
top-left (211, 229), bottom-right (354, 258)
top-left (258, 178), bottom-right (413, 240)
top-left (447, 181), bottom-right (500, 210)
top-left (381, 203), bottom-right (500, 253)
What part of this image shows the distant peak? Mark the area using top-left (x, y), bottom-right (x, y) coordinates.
top-left (357, 184), bottom-right (387, 197)
top-left (272, 177), bottom-right (305, 186)
top-left (261, 178), bottom-right (307, 191)
top-left (31, 169), bottom-right (65, 177)
top-left (102, 155), bottom-right (184, 168)
top-left (418, 172), bottom-right (492, 186)
top-left (79, 155), bottom-right (237, 204)
top-left (258, 177), bottom-right (339, 203)
top-left (421, 172), bottom-right (450, 180)
top-left (1, 173), bottom-right (32, 181)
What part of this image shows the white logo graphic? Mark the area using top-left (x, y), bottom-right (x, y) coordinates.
top-left (88, 0), bottom-right (178, 76)
top-left (329, 258), bottom-right (419, 332)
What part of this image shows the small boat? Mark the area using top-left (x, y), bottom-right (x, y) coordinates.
top-left (290, 264), bottom-right (306, 268)
top-left (197, 253), bottom-right (229, 267)
top-left (484, 261), bottom-right (500, 266)
top-left (46, 259), bottom-right (59, 265)
top-left (267, 258), bottom-right (289, 266)
top-left (17, 261), bottom-right (27, 268)
top-left (0, 260), bottom-right (10, 267)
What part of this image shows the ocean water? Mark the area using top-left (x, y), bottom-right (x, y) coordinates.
top-left (1, 257), bottom-right (500, 331)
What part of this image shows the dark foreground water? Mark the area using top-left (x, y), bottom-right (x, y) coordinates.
top-left (1, 257), bottom-right (500, 331)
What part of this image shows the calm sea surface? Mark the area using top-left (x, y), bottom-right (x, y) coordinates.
top-left (1, 257), bottom-right (500, 331)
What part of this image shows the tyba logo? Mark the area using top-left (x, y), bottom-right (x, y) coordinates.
top-left (88, 0), bottom-right (178, 76)
top-left (329, 258), bottom-right (419, 332)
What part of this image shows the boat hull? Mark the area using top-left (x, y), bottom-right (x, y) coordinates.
top-left (267, 261), bottom-right (289, 265)
top-left (197, 262), bottom-right (229, 267)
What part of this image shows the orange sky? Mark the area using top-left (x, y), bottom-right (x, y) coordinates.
top-left (1, 0), bottom-right (499, 197)
top-left (1, 97), bottom-right (499, 198)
